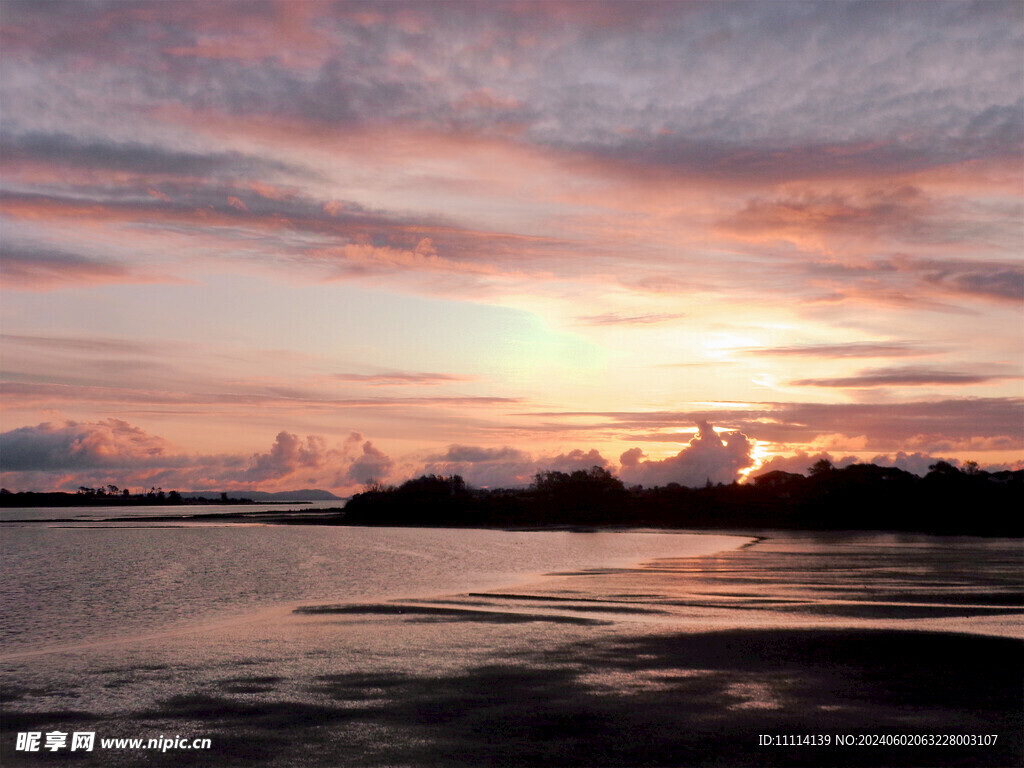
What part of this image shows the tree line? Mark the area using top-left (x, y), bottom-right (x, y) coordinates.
top-left (341, 461), bottom-right (1023, 536)
top-left (0, 488), bottom-right (251, 507)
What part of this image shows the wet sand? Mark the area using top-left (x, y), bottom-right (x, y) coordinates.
top-left (1, 531), bottom-right (1021, 767)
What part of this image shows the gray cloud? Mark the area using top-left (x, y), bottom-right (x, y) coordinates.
top-left (5, 1), bottom-right (1020, 177)
top-left (745, 342), bottom-right (933, 359)
top-left (789, 256), bottom-right (1023, 312)
top-left (1, 132), bottom-right (306, 180)
top-left (790, 366), bottom-right (1018, 388)
top-left (918, 259), bottom-right (1024, 302)
top-left (1, 246), bottom-right (133, 287)
top-left (4, 2), bottom-right (1019, 305)
top-left (527, 3), bottom-right (1022, 179)
top-left (577, 138), bottom-right (970, 183)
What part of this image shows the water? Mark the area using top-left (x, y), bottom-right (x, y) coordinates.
top-left (0, 499), bottom-right (344, 522)
top-left (0, 517), bottom-right (744, 655)
top-left (2, 526), bottom-right (1019, 767)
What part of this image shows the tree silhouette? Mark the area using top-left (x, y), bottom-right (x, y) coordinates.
top-left (927, 460), bottom-right (960, 477)
top-left (809, 458), bottom-right (834, 476)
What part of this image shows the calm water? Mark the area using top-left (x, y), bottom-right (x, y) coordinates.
top-left (0, 500), bottom-right (344, 522)
top-left (0, 517), bottom-right (745, 655)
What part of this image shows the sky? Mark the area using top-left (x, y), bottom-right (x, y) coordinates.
top-left (1, 0), bottom-right (1022, 495)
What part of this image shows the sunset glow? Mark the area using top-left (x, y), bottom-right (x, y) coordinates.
top-left (1, 0), bottom-right (1021, 494)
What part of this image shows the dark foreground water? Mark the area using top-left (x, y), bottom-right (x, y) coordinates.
top-left (0, 528), bottom-right (1021, 767)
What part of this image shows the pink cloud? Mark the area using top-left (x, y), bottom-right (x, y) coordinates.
top-left (575, 312), bottom-right (686, 326)
top-left (721, 186), bottom-right (937, 244)
top-left (346, 441), bottom-right (394, 485)
top-left (753, 449), bottom-right (1014, 478)
top-left (752, 450), bottom-right (859, 477)
top-left (421, 445), bottom-right (535, 488)
top-left (244, 431), bottom-right (330, 481)
top-left (330, 371), bottom-right (476, 386)
top-left (420, 445), bottom-right (613, 489)
top-left (867, 452), bottom-right (961, 477)
top-left (538, 448), bottom-right (611, 474)
top-left (0, 419), bottom-right (176, 471)
top-left (618, 422), bottom-right (754, 488)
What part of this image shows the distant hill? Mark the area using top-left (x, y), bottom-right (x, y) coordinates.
top-left (180, 489), bottom-right (342, 501)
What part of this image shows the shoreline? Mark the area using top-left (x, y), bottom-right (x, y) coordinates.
top-left (3, 506), bottom-right (1021, 539)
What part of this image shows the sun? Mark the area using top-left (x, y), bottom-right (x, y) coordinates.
top-left (737, 439), bottom-right (771, 483)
